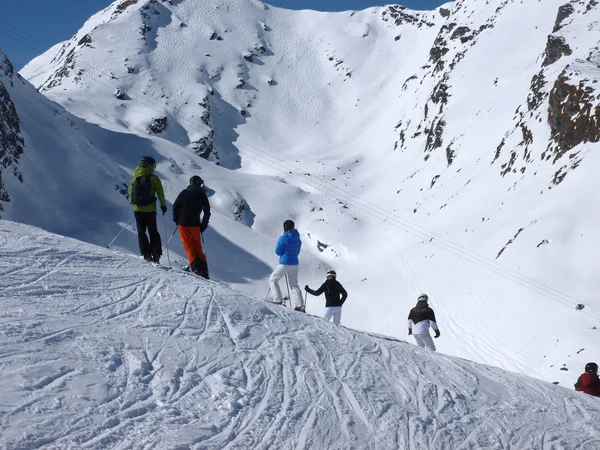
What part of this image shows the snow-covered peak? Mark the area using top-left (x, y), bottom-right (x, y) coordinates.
top-left (2, 220), bottom-right (600, 448)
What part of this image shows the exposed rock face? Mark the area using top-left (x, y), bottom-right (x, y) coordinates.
top-left (553, 3), bottom-right (575, 32)
top-left (527, 72), bottom-right (547, 112)
top-left (382, 5), bottom-right (436, 28)
top-left (548, 71), bottom-right (600, 159)
top-left (425, 118), bottom-right (446, 153)
top-left (0, 54), bottom-right (24, 213)
top-left (230, 192), bottom-right (254, 226)
top-left (485, 1), bottom-right (599, 188)
top-left (542, 35), bottom-right (572, 67)
top-left (0, 53), bottom-right (14, 80)
top-left (114, 0), bottom-right (142, 17)
top-left (191, 132), bottom-right (217, 163)
top-left (148, 116), bottom-right (167, 133)
top-left (114, 88), bottom-right (126, 100)
top-left (190, 96), bottom-right (220, 165)
top-left (40, 45), bottom-right (78, 91)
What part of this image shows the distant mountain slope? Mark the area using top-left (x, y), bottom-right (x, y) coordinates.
top-left (1, 220), bottom-right (600, 449)
top-left (5, 0), bottom-right (600, 387)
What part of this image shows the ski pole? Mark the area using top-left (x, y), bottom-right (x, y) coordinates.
top-left (107, 216), bottom-right (135, 248)
top-left (304, 290), bottom-right (308, 310)
top-left (265, 287), bottom-right (271, 301)
top-left (162, 215), bottom-right (172, 268)
top-left (161, 226), bottom-right (179, 253)
top-left (285, 273), bottom-right (291, 308)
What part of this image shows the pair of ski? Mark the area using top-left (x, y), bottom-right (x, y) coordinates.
top-left (265, 298), bottom-right (290, 307)
top-left (265, 298), bottom-right (307, 313)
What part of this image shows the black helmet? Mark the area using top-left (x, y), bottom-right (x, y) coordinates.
top-left (417, 293), bottom-right (429, 302)
top-left (327, 270), bottom-right (337, 278)
top-left (586, 362), bottom-right (599, 374)
top-left (189, 175), bottom-right (204, 187)
top-left (283, 220), bottom-right (295, 232)
top-left (139, 156), bottom-right (156, 167)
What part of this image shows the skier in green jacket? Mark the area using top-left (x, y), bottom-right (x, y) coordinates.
top-left (129, 156), bottom-right (167, 263)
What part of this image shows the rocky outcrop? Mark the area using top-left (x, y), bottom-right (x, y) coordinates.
top-left (382, 6), bottom-right (436, 28)
top-left (114, 0), bottom-right (142, 17)
top-left (542, 35), bottom-right (572, 67)
top-left (40, 46), bottom-right (77, 91)
top-left (190, 132), bottom-right (217, 163)
top-left (547, 70), bottom-right (600, 160)
top-left (425, 118), bottom-right (446, 153)
top-left (230, 193), bottom-right (254, 226)
top-left (527, 71), bottom-right (547, 111)
top-left (114, 88), bottom-right (126, 100)
top-left (553, 3), bottom-right (575, 32)
top-left (148, 116), bottom-right (167, 133)
top-left (0, 55), bottom-right (24, 213)
top-left (0, 54), bottom-right (14, 80)
top-left (190, 96), bottom-right (219, 165)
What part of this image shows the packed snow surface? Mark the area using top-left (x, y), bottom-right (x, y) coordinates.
top-left (0, 0), bottom-right (597, 398)
top-left (1, 221), bottom-right (600, 449)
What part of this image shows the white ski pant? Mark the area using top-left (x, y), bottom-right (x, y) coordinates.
top-left (269, 264), bottom-right (303, 308)
top-left (323, 306), bottom-right (342, 325)
top-left (413, 333), bottom-right (436, 351)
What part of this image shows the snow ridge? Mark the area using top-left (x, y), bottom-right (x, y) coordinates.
top-left (1, 220), bottom-right (600, 449)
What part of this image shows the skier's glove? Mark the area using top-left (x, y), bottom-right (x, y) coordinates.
top-left (408, 329), bottom-right (412, 335)
top-left (200, 223), bottom-right (208, 233)
top-left (434, 329), bottom-right (441, 338)
top-left (161, 205), bottom-right (167, 214)
top-left (304, 285), bottom-right (310, 291)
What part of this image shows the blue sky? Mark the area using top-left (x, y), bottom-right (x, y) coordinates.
top-left (0, 0), bottom-right (447, 70)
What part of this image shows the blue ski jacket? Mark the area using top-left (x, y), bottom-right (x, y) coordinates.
top-left (275, 229), bottom-right (302, 265)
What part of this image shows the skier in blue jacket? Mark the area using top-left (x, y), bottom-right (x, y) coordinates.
top-left (269, 220), bottom-right (304, 311)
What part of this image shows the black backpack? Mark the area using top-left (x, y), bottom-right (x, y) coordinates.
top-left (132, 175), bottom-right (156, 206)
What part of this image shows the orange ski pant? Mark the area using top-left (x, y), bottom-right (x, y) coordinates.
top-left (179, 226), bottom-right (207, 264)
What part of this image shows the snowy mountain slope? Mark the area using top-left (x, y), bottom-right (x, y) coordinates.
top-left (9, 0), bottom-right (600, 388)
top-left (0, 46), bottom-right (325, 289)
top-left (2, 220), bottom-right (600, 449)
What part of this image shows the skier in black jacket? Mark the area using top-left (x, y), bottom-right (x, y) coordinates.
top-left (305, 270), bottom-right (348, 325)
top-left (173, 176), bottom-right (211, 278)
top-left (408, 294), bottom-right (440, 351)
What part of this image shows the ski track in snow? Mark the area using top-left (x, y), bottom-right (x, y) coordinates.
top-left (1, 222), bottom-right (600, 449)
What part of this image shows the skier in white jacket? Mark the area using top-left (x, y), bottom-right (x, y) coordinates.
top-left (408, 294), bottom-right (440, 351)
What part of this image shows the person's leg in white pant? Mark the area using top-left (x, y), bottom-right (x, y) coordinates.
top-left (285, 265), bottom-right (303, 308)
top-left (332, 307), bottom-right (342, 325)
top-left (413, 333), bottom-right (436, 351)
top-left (323, 306), bottom-right (342, 325)
top-left (269, 264), bottom-right (287, 303)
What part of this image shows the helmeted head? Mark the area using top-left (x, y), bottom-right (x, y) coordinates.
top-left (585, 362), bottom-right (599, 374)
top-left (326, 270), bottom-right (337, 279)
top-left (139, 156), bottom-right (156, 168)
top-left (189, 175), bottom-right (204, 187)
top-left (417, 293), bottom-right (429, 303)
top-left (283, 220), bottom-right (295, 232)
